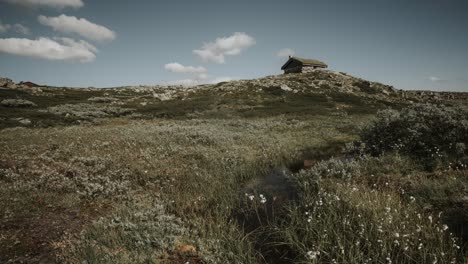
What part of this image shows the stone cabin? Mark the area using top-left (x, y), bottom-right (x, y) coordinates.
top-left (281, 56), bottom-right (328, 74)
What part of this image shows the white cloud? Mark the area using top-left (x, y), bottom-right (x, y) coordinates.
top-left (277, 48), bottom-right (295, 58)
top-left (429, 76), bottom-right (446, 83)
top-left (13, 24), bottom-right (30, 34)
top-left (210, 77), bottom-right (232, 84)
top-left (0, 37), bottom-right (97, 62)
top-left (38, 14), bottom-right (116, 42)
top-left (164, 62), bottom-right (210, 85)
top-left (164, 62), bottom-right (207, 74)
top-left (0, 21), bottom-right (11, 33)
top-left (193, 32), bottom-right (255, 64)
top-left (197, 73), bottom-right (208, 80)
top-left (0, 21), bottom-right (30, 35)
top-left (1, 0), bottom-right (83, 8)
top-left (165, 76), bottom-right (233, 87)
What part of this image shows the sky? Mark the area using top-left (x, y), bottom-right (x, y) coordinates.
top-left (0, 0), bottom-right (467, 91)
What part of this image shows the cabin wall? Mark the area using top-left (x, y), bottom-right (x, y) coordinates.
top-left (284, 66), bottom-right (302, 74)
top-left (283, 61), bottom-right (327, 74)
top-left (283, 60), bottom-right (303, 74)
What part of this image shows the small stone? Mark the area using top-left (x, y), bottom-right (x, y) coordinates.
top-left (18, 118), bottom-right (32, 125)
top-left (280, 84), bottom-right (292, 91)
top-left (1, 99), bottom-right (37, 107)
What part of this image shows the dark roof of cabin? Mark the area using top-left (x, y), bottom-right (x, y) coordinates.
top-left (281, 56), bottom-right (328, 70)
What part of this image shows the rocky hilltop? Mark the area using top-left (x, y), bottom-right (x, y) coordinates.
top-left (0, 77), bottom-right (17, 89)
top-left (1, 69), bottom-right (467, 129)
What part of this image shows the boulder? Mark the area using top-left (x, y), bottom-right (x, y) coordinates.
top-left (18, 118), bottom-right (32, 125)
top-left (7, 83), bottom-right (17, 89)
top-left (280, 84), bottom-right (292, 91)
top-left (0, 77), bottom-right (15, 88)
top-left (1, 99), bottom-right (37, 107)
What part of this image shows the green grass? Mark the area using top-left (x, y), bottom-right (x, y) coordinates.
top-left (0, 76), bottom-right (467, 263)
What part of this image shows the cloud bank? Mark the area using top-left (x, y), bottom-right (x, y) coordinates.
top-left (277, 48), bottom-right (295, 58)
top-left (13, 24), bottom-right (30, 34)
top-left (165, 77), bottom-right (233, 87)
top-left (0, 22), bottom-right (9, 33)
top-left (193, 32), bottom-right (255, 63)
top-left (164, 62), bottom-right (207, 74)
top-left (0, 21), bottom-right (30, 34)
top-left (38, 14), bottom-right (116, 42)
top-left (1, 0), bottom-right (83, 8)
top-left (429, 76), bottom-right (446, 83)
top-left (0, 37), bottom-right (97, 62)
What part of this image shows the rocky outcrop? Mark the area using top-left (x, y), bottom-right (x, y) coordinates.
top-left (87, 97), bottom-right (118, 103)
top-left (1, 99), bottom-right (37, 107)
top-left (0, 77), bottom-right (17, 89)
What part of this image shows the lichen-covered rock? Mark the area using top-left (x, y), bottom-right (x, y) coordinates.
top-left (0, 77), bottom-right (15, 88)
top-left (1, 99), bottom-right (37, 107)
top-left (87, 97), bottom-right (118, 103)
top-left (153, 92), bottom-right (173, 101)
top-left (18, 118), bottom-right (32, 125)
top-left (280, 84), bottom-right (292, 91)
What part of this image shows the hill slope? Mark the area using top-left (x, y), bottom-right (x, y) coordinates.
top-left (0, 71), bottom-right (467, 263)
top-left (3, 69), bottom-right (465, 130)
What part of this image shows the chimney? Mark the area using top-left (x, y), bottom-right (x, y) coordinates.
top-left (288, 55), bottom-right (291, 58)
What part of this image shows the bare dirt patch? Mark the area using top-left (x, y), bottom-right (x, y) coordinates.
top-left (0, 201), bottom-right (110, 263)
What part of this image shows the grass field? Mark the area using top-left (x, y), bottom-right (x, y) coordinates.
top-left (1, 72), bottom-right (467, 263)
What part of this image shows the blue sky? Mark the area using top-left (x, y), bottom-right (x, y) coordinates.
top-left (0, 0), bottom-right (467, 91)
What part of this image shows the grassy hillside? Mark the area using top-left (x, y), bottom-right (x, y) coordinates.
top-left (0, 70), bottom-right (467, 263)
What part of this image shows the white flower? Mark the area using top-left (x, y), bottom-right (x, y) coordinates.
top-left (442, 224), bottom-right (449, 231)
top-left (259, 194), bottom-right (267, 204)
top-left (306, 250), bottom-right (320, 260)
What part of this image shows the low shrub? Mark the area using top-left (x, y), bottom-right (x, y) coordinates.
top-left (69, 195), bottom-right (191, 262)
top-left (46, 103), bottom-right (134, 120)
top-left (353, 104), bottom-right (468, 170)
top-left (1, 155), bottom-right (131, 199)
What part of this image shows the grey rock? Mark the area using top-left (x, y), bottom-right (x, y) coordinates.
top-left (1, 99), bottom-right (37, 107)
top-left (0, 77), bottom-right (15, 88)
top-left (18, 118), bottom-right (31, 125)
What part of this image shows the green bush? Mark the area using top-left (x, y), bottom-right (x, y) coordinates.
top-left (354, 104), bottom-right (468, 170)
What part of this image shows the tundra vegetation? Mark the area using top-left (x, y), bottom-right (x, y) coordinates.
top-left (0, 71), bottom-right (467, 263)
